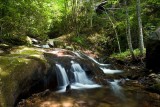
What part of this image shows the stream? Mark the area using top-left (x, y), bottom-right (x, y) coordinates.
top-left (17, 51), bottom-right (160, 107)
top-left (17, 84), bottom-right (160, 107)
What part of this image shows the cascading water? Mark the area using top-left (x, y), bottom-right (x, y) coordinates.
top-left (55, 64), bottom-right (69, 86)
top-left (75, 51), bottom-right (110, 67)
top-left (74, 52), bottom-right (125, 98)
top-left (100, 67), bottom-right (123, 74)
top-left (70, 61), bottom-right (93, 84)
top-left (70, 61), bottom-right (100, 90)
top-left (55, 51), bottom-right (123, 93)
top-left (55, 61), bottom-right (100, 92)
top-left (74, 52), bottom-right (123, 74)
top-left (108, 80), bottom-right (125, 99)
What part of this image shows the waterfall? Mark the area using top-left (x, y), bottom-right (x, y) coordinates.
top-left (70, 61), bottom-right (93, 84)
top-left (55, 61), bottom-right (100, 92)
top-left (55, 64), bottom-right (69, 86)
top-left (75, 52), bottom-right (110, 67)
top-left (73, 52), bottom-right (123, 74)
top-left (109, 80), bottom-right (125, 99)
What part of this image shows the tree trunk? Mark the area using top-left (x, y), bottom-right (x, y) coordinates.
top-left (136, 0), bottom-right (144, 55)
top-left (72, 0), bottom-right (79, 36)
top-left (105, 11), bottom-right (121, 53)
top-left (64, 0), bottom-right (68, 33)
top-left (89, 0), bottom-right (94, 28)
top-left (125, 1), bottom-right (136, 60)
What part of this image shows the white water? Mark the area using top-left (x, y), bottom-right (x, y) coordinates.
top-left (100, 67), bottom-right (123, 74)
top-left (55, 52), bottom-right (124, 93)
top-left (73, 52), bottom-right (123, 74)
top-left (109, 80), bottom-right (125, 99)
top-left (56, 61), bottom-right (101, 93)
top-left (72, 51), bottom-right (83, 58)
top-left (70, 61), bottom-right (93, 84)
top-left (55, 64), bottom-right (69, 86)
top-left (76, 52), bottom-right (110, 67)
top-left (56, 83), bottom-right (101, 93)
top-left (86, 55), bottom-right (110, 66)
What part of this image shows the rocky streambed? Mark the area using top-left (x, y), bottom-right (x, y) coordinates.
top-left (0, 46), bottom-right (104, 107)
top-left (0, 46), bottom-right (160, 107)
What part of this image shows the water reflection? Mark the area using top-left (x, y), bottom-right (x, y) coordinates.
top-left (17, 86), bottom-right (160, 107)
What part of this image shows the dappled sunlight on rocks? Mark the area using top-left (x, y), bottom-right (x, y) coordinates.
top-left (40, 101), bottom-right (60, 107)
top-left (40, 98), bottom-right (75, 107)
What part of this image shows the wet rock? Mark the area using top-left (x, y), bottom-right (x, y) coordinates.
top-left (148, 73), bottom-right (158, 78)
top-left (140, 73), bottom-right (160, 94)
top-left (66, 84), bottom-right (71, 93)
top-left (0, 50), bottom-right (4, 54)
top-left (146, 27), bottom-right (160, 73)
top-left (147, 83), bottom-right (160, 94)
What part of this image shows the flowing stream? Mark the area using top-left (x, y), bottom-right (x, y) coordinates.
top-left (54, 53), bottom-right (160, 107)
top-left (17, 51), bottom-right (160, 107)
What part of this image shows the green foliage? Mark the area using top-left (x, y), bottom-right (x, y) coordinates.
top-left (72, 36), bottom-right (85, 45)
top-left (1, 0), bottom-right (159, 54)
top-left (110, 49), bottom-right (146, 60)
top-left (0, 0), bottom-right (53, 43)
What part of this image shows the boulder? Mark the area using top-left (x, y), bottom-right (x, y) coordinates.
top-left (146, 27), bottom-right (160, 73)
top-left (0, 47), bottom-right (55, 107)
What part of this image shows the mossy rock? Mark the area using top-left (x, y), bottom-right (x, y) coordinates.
top-left (147, 83), bottom-right (160, 94)
top-left (0, 47), bottom-right (49, 107)
top-left (1, 35), bottom-right (32, 46)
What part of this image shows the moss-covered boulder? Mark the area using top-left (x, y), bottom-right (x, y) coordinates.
top-left (0, 35), bottom-right (32, 46)
top-left (0, 47), bottom-right (50, 107)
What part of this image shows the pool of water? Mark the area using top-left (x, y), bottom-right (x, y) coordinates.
top-left (17, 85), bottom-right (160, 107)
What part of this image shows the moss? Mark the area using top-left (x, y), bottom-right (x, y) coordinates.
top-left (0, 55), bottom-right (33, 106)
top-left (0, 47), bottom-right (49, 107)
top-left (0, 56), bottom-right (30, 77)
top-left (153, 83), bottom-right (160, 89)
top-left (151, 83), bottom-right (160, 93)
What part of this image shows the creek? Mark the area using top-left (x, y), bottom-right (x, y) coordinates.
top-left (17, 50), bottom-right (160, 107)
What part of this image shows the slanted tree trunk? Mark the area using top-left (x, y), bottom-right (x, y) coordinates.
top-left (125, 1), bottom-right (136, 60)
top-left (72, 0), bottom-right (79, 36)
top-left (98, 1), bottom-right (121, 53)
top-left (64, 0), bottom-right (68, 33)
top-left (105, 11), bottom-right (121, 53)
top-left (136, 0), bottom-right (144, 55)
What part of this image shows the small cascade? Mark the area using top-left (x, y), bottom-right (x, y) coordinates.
top-left (74, 52), bottom-right (123, 74)
top-left (70, 61), bottom-right (93, 84)
top-left (75, 52), bottom-right (110, 67)
top-left (55, 61), bottom-right (100, 93)
top-left (55, 64), bottom-right (69, 86)
top-left (100, 67), bottom-right (123, 74)
top-left (109, 80), bottom-right (125, 99)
